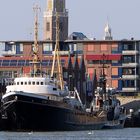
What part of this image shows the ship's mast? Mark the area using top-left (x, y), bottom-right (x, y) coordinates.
top-left (51, 13), bottom-right (64, 90)
top-left (32, 5), bottom-right (40, 77)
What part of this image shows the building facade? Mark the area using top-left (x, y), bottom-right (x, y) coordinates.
top-left (83, 40), bottom-right (140, 96)
top-left (43, 0), bottom-right (68, 41)
top-left (0, 40), bottom-right (140, 96)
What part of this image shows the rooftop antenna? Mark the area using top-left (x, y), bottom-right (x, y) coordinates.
top-left (32, 4), bottom-right (41, 77)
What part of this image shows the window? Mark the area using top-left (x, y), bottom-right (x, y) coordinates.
top-left (88, 60), bottom-right (100, 64)
top-left (41, 82), bottom-right (43, 85)
top-left (5, 43), bottom-right (12, 51)
top-left (2, 60), bottom-right (10, 66)
top-left (123, 56), bottom-right (135, 63)
top-left (123, 43), bottom-right (134, 50)
top-left (17, 82), bottom-right (19, 85)
top-left (123, 44), bottom-right (128, 50)
top-left (112, 80), bottom-right (118, 88)
top-left (111, 68), bottom-right (118, 76)
top-left (28, 81), bottom-right (31, 85)
top-left (25, 60), bottom-right (30, 66)
top-left (32, 81), bottom-right (35, 85)
top-left (112, 44), bottom-right (118, 53)
top-left (42, 60), bottom-right (48, 66)
top-left (122, 80), bottom-right (135, 88)
top-left (25, 82), bottom-right (27, 85)
top-left (16, 43), bottom-right (23, 54)
top-left (37, 82), bottom-right (39, 85)
top-left (43, 43), bottom-right (52, 54)
top-left (47, 22), bottom-right (50, 31)
top-left (122, 68), bottom-right (135, 75)
top-left (87, 44), bottom-right (95, 51)
top-left (18, 60), bottom-right (25, 66)
top-left (101, 44), bottom-right (107, 51)
top-left (10, 60), bottom-right (17, 66)
top-left (53, 88), bottom-right (57, 91)
top-left (21, 82), bottom-right (23, 85)
top-left (112, 60), bottom-right (118, 64)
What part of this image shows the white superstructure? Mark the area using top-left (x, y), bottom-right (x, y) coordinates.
top-left (5, 76), bottom-right (68, 97)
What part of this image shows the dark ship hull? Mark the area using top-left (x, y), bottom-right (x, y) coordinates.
top-left (0, 93), bottom-right (106, 131)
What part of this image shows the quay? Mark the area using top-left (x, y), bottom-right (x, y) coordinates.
top-left (117, 96), bottom-right (140, 127)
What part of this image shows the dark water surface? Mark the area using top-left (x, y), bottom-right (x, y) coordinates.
top-left (0, 128), bottom-right (140, 140)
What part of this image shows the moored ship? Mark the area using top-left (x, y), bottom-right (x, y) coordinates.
top-left (0, 9), bottom-right (107, 131)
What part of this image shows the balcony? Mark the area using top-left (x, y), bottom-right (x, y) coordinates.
top-left (122, 50), bottom-right (139, 55)
top-left (2, 50), bottom-right (16, 56)
top-left (122, 75), bottom-right (139, 79)
top-left (122, 87), bottom-right (138, 92)
top-left (122, 63), bottom-right (138, 67)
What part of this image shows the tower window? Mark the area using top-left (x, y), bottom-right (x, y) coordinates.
top-left (47, 22), bottom-right (50, 31)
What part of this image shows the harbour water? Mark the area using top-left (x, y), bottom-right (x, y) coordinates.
top-left (0, 128), bottom-right (140, 140)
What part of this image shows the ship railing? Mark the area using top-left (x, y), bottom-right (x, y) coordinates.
top-left (17, 72), bottom-right (50, 78)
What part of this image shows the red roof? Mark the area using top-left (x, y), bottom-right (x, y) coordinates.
top-left (86, 54), bottom-right (122, 60)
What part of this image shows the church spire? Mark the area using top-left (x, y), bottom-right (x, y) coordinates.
top-left (104, 20), bottom-right (113, 40)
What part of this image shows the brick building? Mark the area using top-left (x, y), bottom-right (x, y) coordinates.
top-left (0, 39), bottom-right (140, 97)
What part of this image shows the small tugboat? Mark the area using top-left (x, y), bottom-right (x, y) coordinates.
top-left (0, 7), bottom-right (107, 131)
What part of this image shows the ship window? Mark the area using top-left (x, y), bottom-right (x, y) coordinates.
top-left (21, 82), bottom-right (23, 85)
top-left (32, 81), bottom-right (35, 85)
top-left (41, 82), bottom-right (43, 85)
top-left (28, 81), bottom-right (31, 85)
top-left (37, 81), bottom-right (39, 85)
top-left (53, 88), bottom-right (57, 91)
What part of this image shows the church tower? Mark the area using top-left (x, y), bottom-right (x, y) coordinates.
top-left (43, 0), bottom-right (68, 41)
top-left (104, 22), bottom-right (113, 40)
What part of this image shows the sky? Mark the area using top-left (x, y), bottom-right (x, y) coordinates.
top-left (0, 0), bottom-right (140, 41)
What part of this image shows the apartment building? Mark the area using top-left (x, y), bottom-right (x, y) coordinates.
top-left (0, 39), bottom-right (140, 96)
